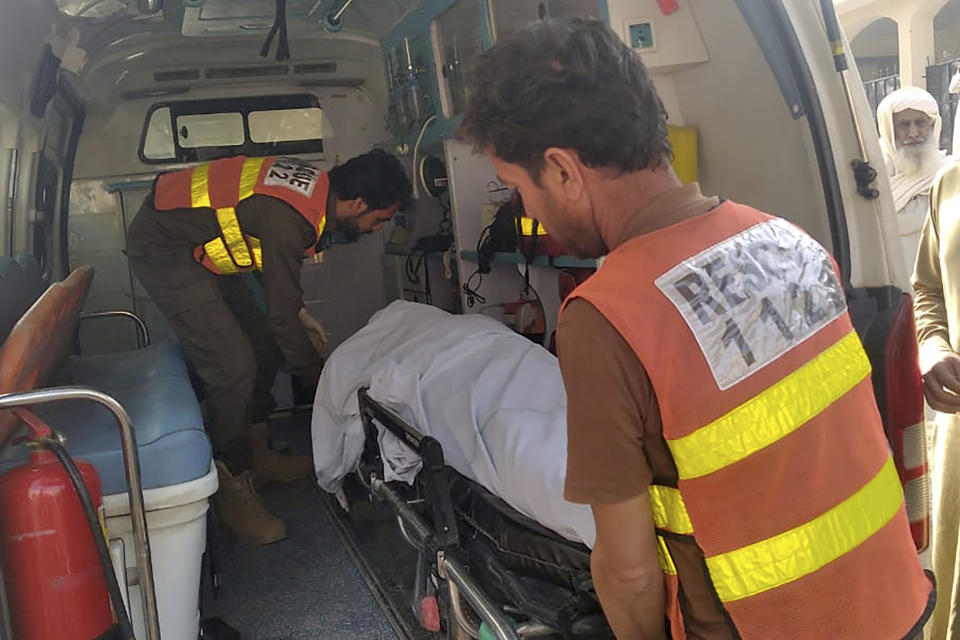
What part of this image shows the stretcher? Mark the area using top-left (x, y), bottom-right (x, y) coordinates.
top-left (354, 387), bottom-right (611, 639)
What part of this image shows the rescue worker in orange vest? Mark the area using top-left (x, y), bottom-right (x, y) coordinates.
top-left (459, 18), bottom-right (934, 639)
top-left (126, 150), bottom-right (411, 544)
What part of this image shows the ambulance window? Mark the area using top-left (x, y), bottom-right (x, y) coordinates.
top-left (142, 106), bottom-right (175, 161)
top-left (248, 108), bottom-right (323, 143)
top-left (139, 94), bottom-right (323, 164)
top-left (175, 112), bottom-right (244, 149)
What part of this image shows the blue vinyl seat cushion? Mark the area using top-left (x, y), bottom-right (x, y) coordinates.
top-left (56, 341), bottom-right (191, 386)
top-left (0, 342), bottom-right (210, 495)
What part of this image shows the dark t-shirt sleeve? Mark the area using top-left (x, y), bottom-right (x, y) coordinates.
top-left (558, 298), bottom-right (655, 505)
top-left (252, 198), bottom-right (325, 379)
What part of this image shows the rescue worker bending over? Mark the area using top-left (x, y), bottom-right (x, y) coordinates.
top-left (126, 150), bottom-right (411, 544)
top-left (459, 18), bottom-right (934, 639)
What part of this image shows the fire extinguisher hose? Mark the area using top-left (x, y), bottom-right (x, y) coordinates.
top-left (44, 438), bottom-right (137, 640)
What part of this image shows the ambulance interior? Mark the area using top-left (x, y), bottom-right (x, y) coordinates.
top-left (0, 1), bottom-right (916, 639)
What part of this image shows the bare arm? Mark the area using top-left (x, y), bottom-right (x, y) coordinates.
top-left (591, 492), bottom-right (667, 640)
top-left (557, 299), bottom-right (667, 636)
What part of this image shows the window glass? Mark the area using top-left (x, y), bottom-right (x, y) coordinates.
top-left (175, 112), bottom-right (244, 149)
top-left (248, 107), bottom-right (323, 143)
top-left (142, 107), bottom-right (175, 160)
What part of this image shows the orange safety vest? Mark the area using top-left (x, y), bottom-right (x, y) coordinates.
top-left (153, 155), bottom-right (329, 275)
top-left (562, 201), bottom-right (933, 639)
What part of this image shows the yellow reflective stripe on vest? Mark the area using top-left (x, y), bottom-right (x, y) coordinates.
top-left (519, 217), bottom-right (548, 236)
top-left (657, 536), bottom-right (678, 575)
top-left (191, 164), bottom-right (211, 209)
top-left (247, 236), bottom-right (263, 270)
top-left (669, 331), bottom-right (870, 480)
top-left (238, 157), bottom-right (265, 201)
top-left (705, 456), bottom-right (902, 602)
top-left (649, 484), bottom-right (694, 535)
top-left (215, 207), bottom-right (253, 268)
top-left (202, 238), bottom-right (240, 275)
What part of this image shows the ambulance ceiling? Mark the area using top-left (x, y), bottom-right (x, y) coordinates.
top-left (56, 0), bottom-right (417, 40)
top-left (54, 0), bottom-right (418, 115)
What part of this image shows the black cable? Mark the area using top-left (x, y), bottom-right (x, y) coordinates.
top-left (259, 9), bottom-right (278, 57)
top-left (463, 217), bottom-right (496, 308)
top-left (474, 222), bottom-right (495, 275)
top-left (525, 278), bottom-right (544, 318)
top-left (515, 274), bottom-right (545, 345)
top-left (260, 0), bottom-right (290, 61)
top-left (276, 0), bottom-right (290, 61)
top-left (405, 233), bottom-right (453, 288)
top-left (46, 438), bottom-right (136, 640)
top-left (437, 192), bottom-right (452, 237)
top-left (405, 249), bottom-right (426, 285)
top-left (405, 190), bottom-right (452, 294)
top-left (462, 270), bottom-right (485, 308)
top-left (423, 257), bottom-right (432, 305)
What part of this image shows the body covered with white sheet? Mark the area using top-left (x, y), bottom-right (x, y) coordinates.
top-left (311, 301), bottom-right (596, 547)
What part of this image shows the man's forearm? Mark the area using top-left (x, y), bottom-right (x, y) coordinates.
top-left (271, 310), bottom-right (324, 378)
top-left (592, 549), bottom-right (666, 640)
top-left (914, 282), bottom-right (954, 371)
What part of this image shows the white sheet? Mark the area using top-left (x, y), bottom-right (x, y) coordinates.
top-left (311, 300), bottom-right (596, 548)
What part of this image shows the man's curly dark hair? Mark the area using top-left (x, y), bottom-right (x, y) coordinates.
top-left (458, 17), bottom-right (672, 181)
top-left (329, 149), bottom-right (413, 210)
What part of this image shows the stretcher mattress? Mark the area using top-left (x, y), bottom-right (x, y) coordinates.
top-left (311, 301), bottom-right (596, 547)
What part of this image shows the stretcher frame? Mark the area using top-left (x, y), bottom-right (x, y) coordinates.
top-left (356, 387), bottom-right (610, 639)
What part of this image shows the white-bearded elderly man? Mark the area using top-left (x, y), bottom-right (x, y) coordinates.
top-left (878, 87), bottom-right (951, 276)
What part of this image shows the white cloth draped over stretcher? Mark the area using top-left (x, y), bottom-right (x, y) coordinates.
top-left (311, 300), bottom-right (597, 548)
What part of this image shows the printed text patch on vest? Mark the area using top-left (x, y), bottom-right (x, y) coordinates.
top-left (655, 219), bottom-right (846, 390)
top-left (263, 158), bottom-right (321, 198)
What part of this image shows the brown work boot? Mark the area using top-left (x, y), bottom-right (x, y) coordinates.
top-left (214, 460), bottom-right (287, 545)
top-left (250, 422), bottom-right (313, 486)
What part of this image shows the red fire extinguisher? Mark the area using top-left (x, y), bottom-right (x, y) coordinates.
top-left (0, 411), bottom-right (134, 639)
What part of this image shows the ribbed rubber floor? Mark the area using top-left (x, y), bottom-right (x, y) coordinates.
top-left (203, 416), bottom-right (400, 640)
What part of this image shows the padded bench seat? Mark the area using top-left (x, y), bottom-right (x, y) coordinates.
top-left (57, 340), bottom-right (192, 386)
top-left (0, 256), bottom-right (211, 497)
top-left (0, 340), bottom-right (209, 495)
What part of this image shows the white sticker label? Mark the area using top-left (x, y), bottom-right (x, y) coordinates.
top-left (655, 218), bottom-right (846, 390)
top-left (263, 158), bottom-right (321, 198)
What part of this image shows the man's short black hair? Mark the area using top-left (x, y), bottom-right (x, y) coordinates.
top-left (329, 149), bottom-right (413, 210)
top-left (458, 17), bottom-right (671, 178)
